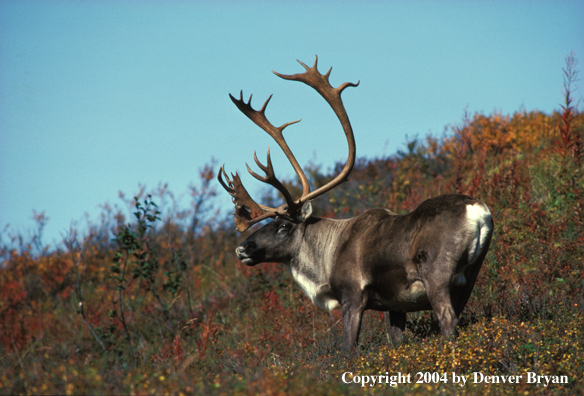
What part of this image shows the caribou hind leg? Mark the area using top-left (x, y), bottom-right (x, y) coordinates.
top-left (451, 237), bottom-right (493, 316)
top-left (450, 260), bottom-right (483, 318)
top-left (428, 287), bottom-right (458, 338)
top-left (451, 214), bottom-right (494, 317)
top-left (419, 257), bottom-right (459, 338)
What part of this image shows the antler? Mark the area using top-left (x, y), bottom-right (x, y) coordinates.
top-left (228, 91), bottom-right (309, 198)
top-left (219, 56), bottom-right (359, 232)
top-left (217, 165), bottom-right (284, 232)
top-left (274, 56), bottom-right (359, 203)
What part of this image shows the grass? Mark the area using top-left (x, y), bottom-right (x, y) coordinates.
top-left (1, 58), bottom-right (583, 395)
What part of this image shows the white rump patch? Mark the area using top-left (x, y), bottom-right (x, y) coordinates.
top-left (465, 202), bottom-right (493, 265)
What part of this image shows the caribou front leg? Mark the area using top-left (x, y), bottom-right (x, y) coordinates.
top-left (388, 311), bottom-right (406, 345)
top-left (341, 300), bottom-right (365, 352)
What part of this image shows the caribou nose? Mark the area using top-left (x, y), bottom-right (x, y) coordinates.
top-left (235, 245), bottom-right (246, 258)
top-left (236, 240), bottom-right (259, 266)
top-left (236, 240), bottom-right (255, 258)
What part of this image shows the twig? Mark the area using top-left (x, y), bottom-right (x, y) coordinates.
top-left (64, 230), bottom-right (107, 352)
top-left (12, 340), bottom-right (24, 370)
top-left (79, 302), bottom-right (107, 351)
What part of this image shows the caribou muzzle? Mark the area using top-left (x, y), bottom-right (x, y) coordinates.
top-left (236, 240), bottom-right (263, 266)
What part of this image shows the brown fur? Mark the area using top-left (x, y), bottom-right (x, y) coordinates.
top-left (236, 194), bottom-right (494, 351)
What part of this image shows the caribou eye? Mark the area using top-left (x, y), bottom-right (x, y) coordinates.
top-left (277, 223), bottom-right (289, 235)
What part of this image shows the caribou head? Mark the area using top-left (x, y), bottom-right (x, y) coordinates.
top-left (218, 57), bottom-right (494, 352)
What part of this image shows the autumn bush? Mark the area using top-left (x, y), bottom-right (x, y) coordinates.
top-left (1, 56), bottom-right (583, 395)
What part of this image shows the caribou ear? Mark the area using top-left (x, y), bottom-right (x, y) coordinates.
top-left (297, 200), bottom-right (313, 222)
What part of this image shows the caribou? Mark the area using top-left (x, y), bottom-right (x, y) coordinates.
top-left (218, 57), bottom-right (494, 351)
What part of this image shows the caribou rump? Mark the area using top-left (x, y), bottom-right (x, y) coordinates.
top-left (218, 57), bottom-right (494, 351)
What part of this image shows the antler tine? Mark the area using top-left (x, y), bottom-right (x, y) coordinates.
top-left (246, 148), bottom-right (298, 212)
top-left (273, 55), bottom-right (359, 204)
top-left (217, 165), bottom-right (231, 192)
top-left (274, 55), bottom-right (360, 95)
top-left (229, 92), bottom-right (310, 197)
top-left (217, 164), bottom-right (281, 232)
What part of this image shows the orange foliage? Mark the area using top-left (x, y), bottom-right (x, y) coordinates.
top-left (442, 110), bottom-right (556, 157)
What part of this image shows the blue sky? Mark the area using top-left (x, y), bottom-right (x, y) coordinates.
top-left (1, 1), bottom-right (583, 248)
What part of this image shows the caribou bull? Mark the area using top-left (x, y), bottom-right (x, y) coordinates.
top-left (218, 57), bottom-right (493, 351)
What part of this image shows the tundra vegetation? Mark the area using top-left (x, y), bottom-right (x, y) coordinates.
top-left (1, 54), bottom-right (583, 394)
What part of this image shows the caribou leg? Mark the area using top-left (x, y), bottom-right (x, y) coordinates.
top-left (341, 300), bottom-right (365, 352)
top-left (421, 260), bottom-right (459, 338)
top-left (451, 245), bottom-right (490, 317)
top-left (388, 311), bottom-right (406, 345)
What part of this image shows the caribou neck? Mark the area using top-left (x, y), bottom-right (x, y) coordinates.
top-left (285, 217), bottom-right (350, 310)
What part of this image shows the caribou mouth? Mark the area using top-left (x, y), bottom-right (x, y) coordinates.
top-left (236, 246), bottom-right (259, 266)
top-left (240, 257), bottom-right (256, 266)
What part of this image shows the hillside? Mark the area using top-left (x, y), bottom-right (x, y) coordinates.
top-left (1, 66), bottom-right (583, 394)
